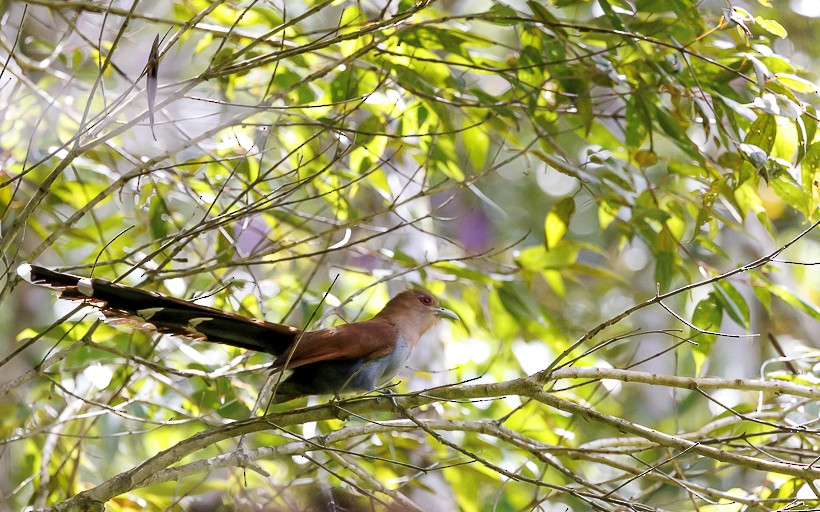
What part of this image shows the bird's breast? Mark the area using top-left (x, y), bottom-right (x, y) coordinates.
top-left (343, 335), bottom-right (412, 391)
top-left (372, 335), bottom-right (412, 386)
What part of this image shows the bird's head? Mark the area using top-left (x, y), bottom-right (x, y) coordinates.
top-left (375, 289), bottom-right (459, 338)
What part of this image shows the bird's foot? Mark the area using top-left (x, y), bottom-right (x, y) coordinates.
top-left (328, 396), bottom-right (352, 421)
top-left (377, 388), bottom-right (400, 410)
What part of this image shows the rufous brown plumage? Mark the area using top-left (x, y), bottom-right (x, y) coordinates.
top-left (17, 264), bottom-right (458, 402)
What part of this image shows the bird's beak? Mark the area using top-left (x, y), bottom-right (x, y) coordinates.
top-left (433, 306), bottom-right (459, 322)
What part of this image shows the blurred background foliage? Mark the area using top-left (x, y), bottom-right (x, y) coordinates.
top-left (1, 0), bottom-right (820, 510)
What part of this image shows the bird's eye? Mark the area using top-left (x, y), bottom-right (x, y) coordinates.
top-left (419, 295), bottom-right (433, 306)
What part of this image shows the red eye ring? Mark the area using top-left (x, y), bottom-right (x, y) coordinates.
top-left (419, 295), bottom-right (433, 306)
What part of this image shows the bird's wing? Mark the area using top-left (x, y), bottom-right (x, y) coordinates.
top-left (277, 319), bottom-right (400, 369)
top-left (19, 264), bottom-right (300, 356)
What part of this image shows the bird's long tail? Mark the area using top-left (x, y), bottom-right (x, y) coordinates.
top-left (17, 263), bottom-right (299, 356)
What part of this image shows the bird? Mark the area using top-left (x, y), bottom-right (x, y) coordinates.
top-left (16, 264), bottom-right (458, 402)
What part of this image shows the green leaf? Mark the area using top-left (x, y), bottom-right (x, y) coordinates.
top-left (667, 0), bottom-right (704, 32)
top-left (634, 150), bottom-right (658, 167)
top-left (748, 56), bottom-right (771, 91)
top-left (433, 261), bottom-right (495, 283)
top-left (212, 47), bottom-right (234, 67)
top-left (770, 171), bottom-right (806, 214)
top-left (625, 97), bottom-right (649, 150)
top-left (769, 284), bottom-right (820, 321)
top-left (149, 195), bottom-right (169, 240)
top-left (595, 0), bottom-right (627, 31)
top-left (526, 1), bottom-right (565, 33)
top-left (649, 103), bottom-right (700, 160)
top-left (544, 197), bottom-right (575, 250)
top-left (753, 284), bottom-right (772, 314)
top-left (772, 116), bottom-right (798, 161)
top-left (714, 281), bottom-right (751, 328)
top-left (739, 143), bottom-right (768, 171)
top-left (754, 17), bottom-right (787, 38)
top-left (0, 170), bottom-right (12, 213)
top-left (598, 199), bottom-right (619, 230)
top-left (217, 397), bottom-right (251, 420)
top-left (744, 113), bottom-right (777, 154)
top-left (691, 294), bottom-right (722, 373)
top-left (804, 105), bottom-right (818, 147)
top-left (463, 124), bottom-right (489, 170)
top-left (691, 294), bottom-right (722, 337)
top-left (654, 252), bottom-right (674, 292)
top-left (486, 3), bottom-right (518, 25)
top-left (774, 74), bottom-right (818, 94)
top-left (542, 269), bottom-right (566, 297)
top-left (801, 142), bottom-right (820, 218)
top-left (496, 282), bottom-right (540, 327)
top-left (330, 68), bottom-right (360, 103)
top-left (516, 244), bottom-right (579, 271)
top-left (400, 26), bottom-right (469, 52)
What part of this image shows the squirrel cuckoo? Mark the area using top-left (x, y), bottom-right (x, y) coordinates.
top-left (17, 264), bottom-right (458, 402)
